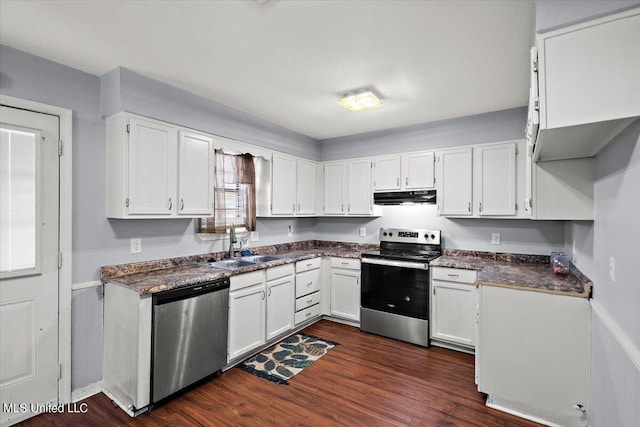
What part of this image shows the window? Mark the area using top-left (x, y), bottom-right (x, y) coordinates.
top-left (198, 150), bottom-right (256, 234)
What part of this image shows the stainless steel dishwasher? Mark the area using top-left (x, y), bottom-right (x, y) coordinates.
top-left (151, 278), bottom-right (230, 403)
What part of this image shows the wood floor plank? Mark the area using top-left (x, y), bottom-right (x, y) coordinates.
top-left (18, 320), bottom-right (541, 426)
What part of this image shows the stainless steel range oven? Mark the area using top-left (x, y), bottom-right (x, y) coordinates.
top-left (360, 228), bottom-right (441, 347)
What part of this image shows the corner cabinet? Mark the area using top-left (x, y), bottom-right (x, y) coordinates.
top-left (106, 112), bottom-right (213, 219)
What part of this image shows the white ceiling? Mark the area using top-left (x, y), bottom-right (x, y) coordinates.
top-left (0, 0), bottom-right (535, 140)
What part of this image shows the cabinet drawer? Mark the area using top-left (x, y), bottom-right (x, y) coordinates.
top-left (294, 303), bottom-right (321, 325)
top-left (296, 257), bottom-right (321, 273)
top-left (295, 269), bottom-right (321, 297)
top-left (266, 263), bottom-right (294, 281)
top-left (230, 270), bottom-right (265, 291)
top-left (431, 267), bottom-right (477, 284)
top-left (330, 257), bottom-right (360, 270)
top-left (295, 291), bottom-right (321, 312)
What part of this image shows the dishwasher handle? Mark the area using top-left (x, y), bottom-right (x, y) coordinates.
top-left (153, 278), bottom-right (230, 305)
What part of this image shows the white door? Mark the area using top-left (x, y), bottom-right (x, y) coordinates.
top-left (296, 159), bottom-right (316, 215)
top-left (127, 117), bottom-right (176, 215)
top-left (329, 270), bottom-right (360, 321)
top-left (373, 156), bottom-right (401, 191)
top-left (323, 161), bottom-right (345, 215)
top-left (347, 159), bottom-right (372, 215)
top-left (476, 143), bottom-right (516, 216)
top-left (1, 106), bottom-right (59, 425)
top-left (271, 153), bottom-right (296, 215)
top-left (436, 148), bottom-right (473, 216)
top-left (227, 284), bottom-right (266, 361)
top-left (266, 277), bottom-right (295, 340)
top-left (402, 152), bottom-right (434, 190)
top-left (177, 131), bottom-right (213, 216)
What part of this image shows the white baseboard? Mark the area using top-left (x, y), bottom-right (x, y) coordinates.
top-left (72, 280), bottom-right (102, 291)
top-left (71, 381), bottom-right (102, 403)
top-left (591, 300), bottom-right (640, 370)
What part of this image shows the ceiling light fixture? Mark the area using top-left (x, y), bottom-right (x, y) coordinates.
top-left (338, 90), bottom-right (383, 112)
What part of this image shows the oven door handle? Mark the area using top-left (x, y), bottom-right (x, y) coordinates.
top-left (361, 258), bottom-right (429, 270)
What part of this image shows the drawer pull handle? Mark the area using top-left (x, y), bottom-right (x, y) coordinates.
top-left (306, 263), bottom-right (313, 267)
top-left (448, 274), bottom-right (459, 278)
top-left (306, 299), bottom-right (313, 304)
top-left (305, 312), bottom-right (311, 317)
top-left (341, 262), bottom-right (349, 265)
top-left (306, 282), bottom-right (313, 287)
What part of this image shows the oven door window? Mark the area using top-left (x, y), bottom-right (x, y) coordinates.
top-left (361, 262), bottom-right (429, 319)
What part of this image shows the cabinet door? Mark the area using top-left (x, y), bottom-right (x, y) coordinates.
top-left (323, 161), bottom-right (346, 215)
top-left (436, 148), bottom-right (472, 216)
top-left (402, 152), bottom-right (434, 190)
top-left (541, 12), bottom-right (640, 129)
top-left (431, 280), bottom-right (476, 347)
top-left (373, 156), bottom-right (401, 191)
top-left (127, 117), bottom-right (177, 215)
top-left (330, 269), bottom-right (360, 321)
top-left (296, 159), bottom-right (316, 215)
top-left (271, 153), bottom-right (297, 215)
top-left (228, 284), bottom-right (266, 361)
top-left (347, 159), bottom-right (372, 215)
top-left (476, 143), bottom-right (516, 216)
top-left (266, 276), bottom-right (295, 340)
top-left (177, 131), bottom-right (213, 216)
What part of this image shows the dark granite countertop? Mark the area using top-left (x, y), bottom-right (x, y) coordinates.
top-left (101, 240), bottom-right (376, 295)
top-left (430, 250), bottom-right (592, 298)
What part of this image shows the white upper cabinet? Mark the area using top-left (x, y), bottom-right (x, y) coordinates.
top-left (435, 147), bottom-right (473, 216)
top-left (177, 131), bottom-right (213, 216)
top-left (373, 151), bottom-right (435, 192)
top-left (323, 161), bottom-right (347, 215)
top-left (107, 113), bottom-right (213, 219)
top-left (474, 142), bottom-right (516, 216)
top-left (533, 9), bottom-right (640, 161)
top-left (373, 155), bottom-right (401, 191)
top-left (402, 151), bottom-right (435, 190)
top-left (347, 159), bottom-right (373, 215)
top-left (271, 153), bottom-right (316, 216)
top-left (271, 153), bottom-right (297, 215)
top-left (127, 116), bottom-right (177, 215)
top-left (296, 159), bottom-right (316, 215)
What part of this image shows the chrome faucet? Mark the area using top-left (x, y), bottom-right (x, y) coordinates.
top-left (228, 224), bottom-right (237, 259)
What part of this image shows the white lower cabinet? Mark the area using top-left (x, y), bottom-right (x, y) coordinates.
top-left (266, 267), bottom-right (295, 341)
top-left (228, 273), bottom-right (267, 361)
top-left (329, 258), bottom-right (361, 322)
top-left (477, 285), bottom-right (590, 427)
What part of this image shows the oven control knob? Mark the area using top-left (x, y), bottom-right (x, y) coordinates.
top-left (424, 234), bottom-right (429, 239)
top-left (383, 232), bottom-right (387, 236)
top-left (388, 232), bottom-right (393, 237)
top-left (430, 234), bottom-right (436, 239)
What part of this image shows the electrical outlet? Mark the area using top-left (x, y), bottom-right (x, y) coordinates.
top-left (609, 257), bottom-right (615, 282)
top-left (130, 238), bottom-right (142, 254)
top-left (359, 227), bottom-right (366, 237)
top-left (491, 233), bottom-right (501, 245)
top-left (250, 231), bottom-right (259, 242)
top-left (287, 225), bottom-right (293, 237)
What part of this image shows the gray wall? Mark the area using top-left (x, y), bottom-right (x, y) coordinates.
top-left (319, 107), bottom-right (526, 161)
top-left (565, 120), bottom-right (640, 427)
top-left (535, 0), bottom-right (640, 33)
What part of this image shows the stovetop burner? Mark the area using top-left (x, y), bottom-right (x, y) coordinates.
top-left (361, 228), bottom-right (442, 263)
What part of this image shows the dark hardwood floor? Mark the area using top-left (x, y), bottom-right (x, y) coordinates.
top-left (21, 320), bottom-right (540, 426)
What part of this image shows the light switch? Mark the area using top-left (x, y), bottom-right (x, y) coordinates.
top-left (250, 231), bottom-right (259, 242)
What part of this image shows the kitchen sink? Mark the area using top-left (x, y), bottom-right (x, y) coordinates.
top-left (200, 259), bottom-right (256, 270)
top-left (240, 255), bottom-right (283, 263)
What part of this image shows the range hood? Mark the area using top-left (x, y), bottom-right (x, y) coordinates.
top-left (374, 190), bottom-right (436, 205)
